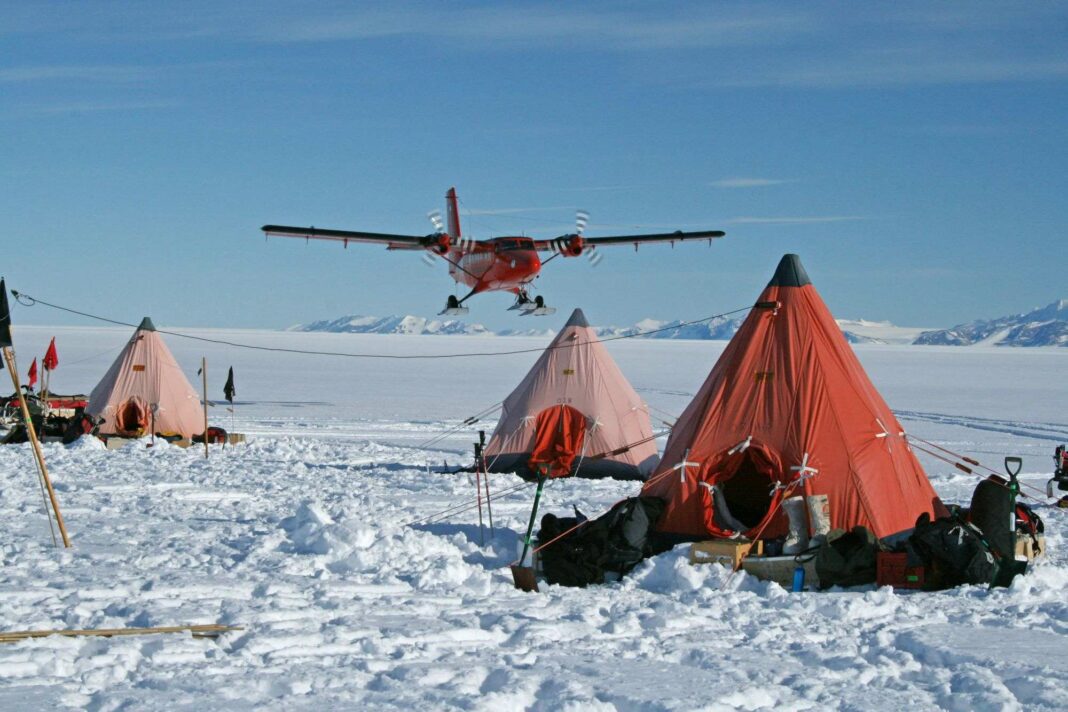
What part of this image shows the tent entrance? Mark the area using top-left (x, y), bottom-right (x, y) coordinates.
top-left (720, 455), bottom-right (774, 530)
top-left (527, 404), bottom-right (588, 479)
top-left (116, 397), bottom-right (148, 436)
top-left (702, 447), bottom-right (784, 537)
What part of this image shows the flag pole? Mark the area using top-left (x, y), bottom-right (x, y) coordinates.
top-left (3, 346), bottom-right (71, 548)
top-left (201, 357), bottom-right (209, 459)
top-left (42, 363), bottom-right (49, 416)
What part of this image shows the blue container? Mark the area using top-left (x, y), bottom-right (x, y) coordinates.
top-left (791, 566), bottom-right (805, 592)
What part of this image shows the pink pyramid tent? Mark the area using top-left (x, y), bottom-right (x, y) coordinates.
top-left (87, 318), bottom-right (204, 438)
top-left (485, 309), bottom-right (659, 480)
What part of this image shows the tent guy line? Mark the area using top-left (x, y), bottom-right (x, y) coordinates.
top-left (9, 290), bottom-right (753, 361)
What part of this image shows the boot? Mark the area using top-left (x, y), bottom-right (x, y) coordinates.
top-left (782, 496), bottom-right (810, 555)
top-left (806, 494), bottom-right (831, 546)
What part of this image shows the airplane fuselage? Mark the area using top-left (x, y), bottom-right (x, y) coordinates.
top-left (449, 237), bottom-right (542, 296)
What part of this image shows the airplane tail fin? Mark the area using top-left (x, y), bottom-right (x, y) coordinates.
top-left (446, 187), bottom-right (461, 238)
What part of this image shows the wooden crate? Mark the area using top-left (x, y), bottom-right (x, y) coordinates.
top-left (689, 539), bottom-right (761, 570)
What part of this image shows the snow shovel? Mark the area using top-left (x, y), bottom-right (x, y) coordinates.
top-left (511, 473), bottom-right (547, 592)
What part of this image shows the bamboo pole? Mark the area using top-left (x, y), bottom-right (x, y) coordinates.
top-left (201, 357), bottom-right (209, 459)
top-left (479, 431), bottom-right (493, 536)
top-left (2, 346), bottom-right (71, 548)
top-left (0, 624), bottom-right (242, 643)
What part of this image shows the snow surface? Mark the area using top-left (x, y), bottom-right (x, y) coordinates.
top-left (2, 325), bottom-right (1068, 710)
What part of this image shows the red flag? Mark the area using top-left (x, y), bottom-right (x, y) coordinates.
top-left (43, 337), bottom-right (58, 371)
top-left (27, 358), bottom-right (37, 389)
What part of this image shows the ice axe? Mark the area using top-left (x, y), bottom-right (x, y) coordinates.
top-left (510, 472), bottom-right (546, 592)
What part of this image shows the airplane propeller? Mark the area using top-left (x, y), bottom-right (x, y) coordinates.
top-left (427, 210), bottom-right (445, 234)
top-left (575, 209), bottom-right (603, 267)
top-left (422, 210), bottom-right (445, 266)
top-left (575, 209), bottom-right (589, 236)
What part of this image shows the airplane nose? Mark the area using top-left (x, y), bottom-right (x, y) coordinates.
top-left (518, 249), bottom-right (541, 270)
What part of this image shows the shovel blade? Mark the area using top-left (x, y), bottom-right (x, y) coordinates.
top-left (510, 565), bottom-right (539, 592)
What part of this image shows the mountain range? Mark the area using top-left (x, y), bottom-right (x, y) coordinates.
top-left (914, 299), bottom-right (1068, 347)
top-left (292, 299), bottom-right (1068, 347)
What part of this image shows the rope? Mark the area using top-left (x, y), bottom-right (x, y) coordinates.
top-left (908, 441), bottom-right (1052, 501)
top-left (413, 403), bottom-right (503, 453)
top-left (11, 290), bottom-right (752, 361)
top-left (403, 479), bottom-right (534, 528)
top-left (585, 430), bottom-right (669, 461)
top-left (646, 403), bottom-right (679, 427)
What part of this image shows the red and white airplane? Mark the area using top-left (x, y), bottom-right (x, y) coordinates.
top-left (262, 188), bottom-right (725, 316)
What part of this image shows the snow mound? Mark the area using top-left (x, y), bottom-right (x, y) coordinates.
top-left (64, 435), bottom-right (107, 451)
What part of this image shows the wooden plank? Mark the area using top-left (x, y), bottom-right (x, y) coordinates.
top-left (0, 624), bottom-right (243, 643)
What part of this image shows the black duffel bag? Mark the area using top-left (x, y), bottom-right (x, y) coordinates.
top-left (538, 496), bottom-right (666, 587)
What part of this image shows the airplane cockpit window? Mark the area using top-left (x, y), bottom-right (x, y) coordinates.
top-left (497, 239), bottom-right (532, 252)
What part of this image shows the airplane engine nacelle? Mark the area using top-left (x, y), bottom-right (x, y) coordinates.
top-left (552, 235), bottom-right (585, 257)
top-left (430, 234), bottom-right (451, 254)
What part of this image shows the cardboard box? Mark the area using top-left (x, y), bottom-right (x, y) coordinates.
top-left (1015, 533), bottom-right (1045, 561)
top-left (689, 539), bottom-right (762, 570)
top-left (742, 555), bottom-right (820, 589)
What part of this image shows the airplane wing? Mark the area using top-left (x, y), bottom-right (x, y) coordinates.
top-left (533, 229), bottom-right (725, 251)
top-left (261, 225), bottom-right (433, 251)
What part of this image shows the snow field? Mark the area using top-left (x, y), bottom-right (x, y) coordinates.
top-left (0, 327), bottom-right (1066, 709)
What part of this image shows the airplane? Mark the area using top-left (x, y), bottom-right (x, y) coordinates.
top-left (262, 187), bottom-right (725, 316)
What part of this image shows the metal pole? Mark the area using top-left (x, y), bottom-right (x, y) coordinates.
top-left (517, 474), bottom-right (546, 567)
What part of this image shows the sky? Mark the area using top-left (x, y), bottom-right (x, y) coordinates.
top-left (2, 1), bottom-right (1067, 332)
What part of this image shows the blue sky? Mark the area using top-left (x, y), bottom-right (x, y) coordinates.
top-left (2, 1), bottom-right (1067, 331)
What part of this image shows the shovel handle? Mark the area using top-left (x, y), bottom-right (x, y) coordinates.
top-left (1005, 456), bottom-right (1022, 478)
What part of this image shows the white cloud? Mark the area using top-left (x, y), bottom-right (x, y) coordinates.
top-left (253, 4), bottom-right (806, 49)
top-left (0, 65), bottom-right (153, 83)
top-left (16, 99), bottom-right (179, 116)
top-left (710, 178), bottom-right (793, 189)
top-left (727, 216), bottom-right (867, 225)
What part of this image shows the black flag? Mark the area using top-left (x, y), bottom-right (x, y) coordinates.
top-left (223, 367), bottom-right (235, 404)
top-left (0, 279), bottom-right (12, 348)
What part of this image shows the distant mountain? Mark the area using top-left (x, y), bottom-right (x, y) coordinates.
top-left (292, 313), bottom-right (927, 344)
top-left (836, 319), bottom-right (930, 346)
top-left (290, 315), bottom-right (492, 336)
top-left (914, 300), bottom-right (1068, 347)
top-left (592, 316), bottom-right (743, 340)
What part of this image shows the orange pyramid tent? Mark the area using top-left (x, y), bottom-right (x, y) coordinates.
top-left (642, 255), bottom-right (945, 540)
top-left (485, 308), bottom-right (659, 481)
top-left (86, 318), bottom-right (204, 438)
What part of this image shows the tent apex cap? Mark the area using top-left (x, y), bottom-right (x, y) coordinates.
top-left (564, 308), bottom-right (589, 328)
top-left (767, 254), bottom-right (811, 288)
top-left (137, 317), bottom-right (156, 332)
